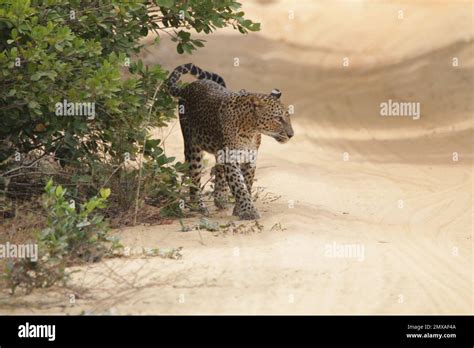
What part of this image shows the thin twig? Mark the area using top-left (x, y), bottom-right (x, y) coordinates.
top-left (1, 152), bottom-right (49, 177)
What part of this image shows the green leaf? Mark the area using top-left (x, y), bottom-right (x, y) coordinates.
top-left (55, 185), bottom-right (64, 197)
top-left (28, 100), bottom-right (40, 109)
top-left (99, 188), bottom-right (111, 199)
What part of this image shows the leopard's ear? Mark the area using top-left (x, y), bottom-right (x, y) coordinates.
top-left (270, 89), bottom-right (281, 99)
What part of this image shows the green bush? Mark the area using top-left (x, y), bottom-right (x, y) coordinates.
top-left (39, 178), bottom-right (119, 261)
top-left (5, 179), bottom-right (119, 294)
top-left (0, 1), bottom-right (168, 166)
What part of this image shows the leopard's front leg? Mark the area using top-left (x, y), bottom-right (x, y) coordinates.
top-left (224, 162), bottom-right (260, 220)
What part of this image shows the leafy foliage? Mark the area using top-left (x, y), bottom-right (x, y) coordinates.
top-left (39, 179), bottom-right (118, 261)
top-left (4, 179), bottom-right (119, 294)
top-left (0, 1), bottom-right (172, 166)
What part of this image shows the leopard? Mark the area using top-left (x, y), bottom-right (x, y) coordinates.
top-left (165, 63), bottom-right (294, 220)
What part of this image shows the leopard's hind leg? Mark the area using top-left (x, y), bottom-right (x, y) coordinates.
top-left (212, 163), bottom-right (230, 209)
top-left (184, 142), bottom-right (208, 215)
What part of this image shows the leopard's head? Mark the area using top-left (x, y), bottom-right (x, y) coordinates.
top-left (249, 89), bottom-right (294, 143)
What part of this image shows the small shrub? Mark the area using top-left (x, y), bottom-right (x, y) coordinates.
top-left (4, 179), bottom-right (120, 294)
top-left (39, 179), bottom-right (119, 262)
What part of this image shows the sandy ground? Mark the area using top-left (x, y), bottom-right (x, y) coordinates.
top-left (2, 0), bottom-right (472, 314)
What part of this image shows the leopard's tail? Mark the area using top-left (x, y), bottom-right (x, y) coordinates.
top-left (165, 63), bottom-right (226, 97)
